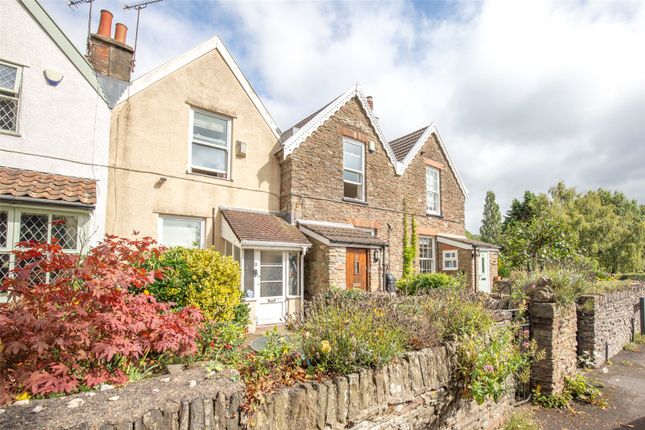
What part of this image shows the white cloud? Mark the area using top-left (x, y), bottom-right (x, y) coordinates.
top-left (42, 0), bottom-right (645, 232)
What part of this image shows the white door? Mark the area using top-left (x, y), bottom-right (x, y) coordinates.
top-left (257, 250), bottom-right (286, 325)
top-left (479, 251), bottom-right (491, 293)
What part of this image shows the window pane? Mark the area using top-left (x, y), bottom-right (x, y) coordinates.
top-left (343, 170), bottom-right (362, 184)
top-left (427, 192), bottom-right (438, 213)
top-left (344, 182), bottom-right (363, 200)
top-left (419, 236), bottom-right (433, 259)
top-left (344, 141), bottom-right (362, 156)
top-left (193, 112), bottom-right (228, 147)
top-left (344, 153), bottom-right (362, 171)
top-left (0, 211), bottom-right (7, 248)
top-left (261, 266), bottom-right (283, 282)
top-left (0, 95), bottom-right (19, 132)
top-left (51, 216), bottom-right (78, 250)
top-left (288, 252), bottom-right (299, 296)
top-left (192, 143), bottom-right (227, 172)
top-left (420, 259), bottom-right (433, 273)
top-left (161, 217), bottom-right (201, 248)
top-left (260, 281), bottom-right (282, 297)
top-left (20, 213), bottom-right (49, 243)
top-left (0, 253), bottom-right (9, 280)
top-left (243, 249), bottom-right (255, 299)
top-left (233, 246), bottom-right (240, 263)
top-left (426, 168), bottom-right (439, 192)
top-left (0, 64), bottom-right (18, 91)
top-left (261, 251), bottom-right (282, 265)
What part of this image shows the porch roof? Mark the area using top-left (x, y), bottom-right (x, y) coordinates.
top-left (0, 167), bottom-right (96, 206)
top-left (437, 233), bottom-right (500, 250)
top-left (298, 221), bottom-right (388, 247)
top-left (221, 209), bottom-right (310, 247)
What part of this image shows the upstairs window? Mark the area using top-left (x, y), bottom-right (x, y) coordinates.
top-left (343, 138), bottom-right (365, 201)
top-left (0, 61), bottom-right (22, 134)
top-left (190, 110), bottom-right (231, 178)
top-left (426, 167), bottom-right (441, 215)
top-left (419, 236), bottom-right (435, 273)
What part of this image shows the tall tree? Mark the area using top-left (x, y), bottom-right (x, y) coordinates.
top-left (480, 191), bottom-right (502, 244)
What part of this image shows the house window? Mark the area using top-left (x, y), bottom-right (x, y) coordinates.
top-left (190, 110), bottom-right (231, 178)
top-left (0, 61), bottom-right (22, 134)
top-left (287, 251), bottom-right (299, 296)
top-left (419, 236), bottom-right (435, 273)
top-left (426, 167), bottom-right (440, 215)
top-left (0, 206), bottom-right (86, 295)
top-left (343, 138), bottom-right (365, 201)
top-left (260, 251), bottom-right (283, 297)
top-left (158, 215), bottom-right (203, 248)
top-left (243, 249), bottom-right (255, 299)
top-left (443, 250), bottom-right (458, 270)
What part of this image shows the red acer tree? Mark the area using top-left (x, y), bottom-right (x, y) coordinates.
top-left (0, 236), bottom-right (203, 404)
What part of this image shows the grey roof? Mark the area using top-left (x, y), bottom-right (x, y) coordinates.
top-left (97, 75), bottom-right (130, 108)
top-left (438, 234), bottom-right (501, 249)
top-left (299, 222), bottom-right (388, 247)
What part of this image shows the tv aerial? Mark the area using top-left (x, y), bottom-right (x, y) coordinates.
top-left (124, 0), bottom-right (166, 71)
top-left (67, 0), bottom-right (95, 56)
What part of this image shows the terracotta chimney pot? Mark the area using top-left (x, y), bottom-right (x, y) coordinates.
top-left (366, 96), bottom-right (374, 110)
top-left (114, 23), bottom-right (128, 44)
top-left (97, 10), bottom-right (113, 38)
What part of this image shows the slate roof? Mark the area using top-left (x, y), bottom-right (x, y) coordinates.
top-left (299, 222), bottom-right (388, 247)
top-left (438, 234), bottom-right (501, 249)
top-left (221, 209), bottom-right (310, 246)
top-left (389, 127), bottom-right (428, 161)
top-left (0, 167), bottom-right (97, 205)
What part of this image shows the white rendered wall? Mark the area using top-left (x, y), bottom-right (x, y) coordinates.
top-left (0, 1), bottom-right (111, 244)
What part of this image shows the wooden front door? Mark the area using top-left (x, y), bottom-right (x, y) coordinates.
top-left (346, 248), bottom-right (369, 290)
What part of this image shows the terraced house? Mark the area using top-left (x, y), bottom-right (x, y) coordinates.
top-left (277, 84), bottom-right (499, 296)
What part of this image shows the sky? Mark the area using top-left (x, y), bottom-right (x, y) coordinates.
top-left (42, 0), bottom-right (645, 232)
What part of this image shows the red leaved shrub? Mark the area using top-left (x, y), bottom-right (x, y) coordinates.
top-left (0, 236), bottom-right (203, 404)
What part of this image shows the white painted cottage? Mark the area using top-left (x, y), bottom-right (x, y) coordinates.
top-left (0, 0), bottom-right (111, 282)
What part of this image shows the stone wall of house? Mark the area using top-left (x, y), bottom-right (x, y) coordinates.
top-left (280, 97), bottom-right (467, 286)
top-left (529, 302), bottom-right (578, 395)
top-left (436, 243), bottom-right (475, 290)
top-left (304, 237), bottom-right (331, 298)
top-left (577, 283), bottom-right (645, 367)
top-left (329, 246), bottom-right (347, 290)
top-left (489, 252), bottom-right (498, 281)
top-left (1, 347), bottom-right (514, 430)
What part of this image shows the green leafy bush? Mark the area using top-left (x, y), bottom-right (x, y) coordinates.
top-left (396, 272), bottom-right (463, 295)
top-left (532, 373), bottom-right (606, 409)
top-left (424, 290), bottom-right (496, 340)
top-left (618, 273), bottom-right (645, 282)
top-left (146, 247), bottom-right (242, 321)
top-left (511, 268), bottom-right (590, 305)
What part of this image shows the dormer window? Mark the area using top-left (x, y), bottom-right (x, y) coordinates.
top-left (426, 167), bottom-right (440, 215)
top-left (343, 138), bottom-right (365, 201)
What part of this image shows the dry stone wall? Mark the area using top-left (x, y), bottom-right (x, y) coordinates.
top-left (529, 302), bottom-right (578, 395)
top-left (0, 347), bottom-right (513, 430)
top-left (577, 283), bottom-right (645, 367)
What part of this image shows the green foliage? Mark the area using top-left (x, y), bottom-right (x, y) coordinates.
top-left (532, 373), bottom-right (606, 409)
top-left (480, 191), bottom-right (502, 244)
top-left (396, 272), bottom-right (463, 295)
top-left (511, 268), bottom-right (590, 305)
top-left (402, 202), bottom-right (417, 279)
top-left (423, 290), bottom-right (496, 340)
top-left (504, 412), bottom-right (541, 430)
top-left (618, 273), bottom-right (645, 281)
top-left (146, 247), bottom-right (242, 322)
top-left (497, 254), bottom-right (511, 279)
top-left (623, 342), bottom-right (640, 352)
top-left (457, 325), bottom-right (541, 404)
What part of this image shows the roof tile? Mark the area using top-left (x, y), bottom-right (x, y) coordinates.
top-left (389, 127), bottom-right (428, 161)
top-left (299, 222), bottom-right (388, 247)
top-left (221, 209), bottom-right (310, 246)
top-left (0, 167), bottom-right (97, 205)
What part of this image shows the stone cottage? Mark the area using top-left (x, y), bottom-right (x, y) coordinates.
top-left (276, 84), bottom-right (499, 296)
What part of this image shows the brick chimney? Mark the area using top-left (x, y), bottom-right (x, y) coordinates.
top-left (88, 10), bottom-right (134, 82)
top-left (366, 96), bottom-right (374, 111)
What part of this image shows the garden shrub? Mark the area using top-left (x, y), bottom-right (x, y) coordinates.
top-left (396, 272), bottom-right (463, 295)
top-left (618, 272), bottom-right (645, 282)
top-left (146, 247), bottom-right (241, 321)
top-left (511, 268), bottom-right (590, 305)
top-left (532, 373), bottom-right (606, 409)
top-left (0, 237), bottom-right (202, 404)
top-left (423, 289), bottom-right (496, 340)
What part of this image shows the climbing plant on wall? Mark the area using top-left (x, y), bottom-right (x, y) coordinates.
top-left (402, 201), bottom-right (417, 278)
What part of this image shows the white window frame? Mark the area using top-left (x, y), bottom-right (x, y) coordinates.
top-left (343, 138), bottom-right (366, 201)
top-left (188, 108), bottom-right (232, 178)
top-left (442, 250), bottom-right (458, 271)
top-left (157, 215), bottom-right (205, 249)
top-left (418, 236), bottom-right (435, 273)
top-left (426, 167), bottom-right (441, 216)
top-left (0, 205), bottom-right (89, 301)
top-left (0, 60), bottom-right (23, 135)
top-left (240, 249), bottom-right (302, 301)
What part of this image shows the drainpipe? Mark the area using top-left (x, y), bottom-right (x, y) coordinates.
top-left (211, 208), bottom-right (216, 247)
top-left (300, 245), bottom-right (308, 307)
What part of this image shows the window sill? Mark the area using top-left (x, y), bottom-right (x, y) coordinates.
top-left (442, 267), bottom-right (458, 271)
top-left (426, 212), bottom-right (443, 218)
top-left (0, 129), bottom-right (20, 137)
top-left (343, 197), bottom-right (368, 206)
top-left (187, 169), bottom-right (231, 182)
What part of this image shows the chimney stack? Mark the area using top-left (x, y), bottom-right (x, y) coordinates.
top-left (87, 9), bottom-right (134, 82)
top-left (366, 96), bottom-right (374, 111)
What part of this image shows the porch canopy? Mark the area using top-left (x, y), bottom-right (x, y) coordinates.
top-left (221, 208), bottom-right (310, 249)
top-left (437, 233), bottom-right (500, 251)
top-left (298, 221), bottom-right (388, 248)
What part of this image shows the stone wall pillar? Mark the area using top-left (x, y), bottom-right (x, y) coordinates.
top-left (529, 301), bottom-right (577, 395)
